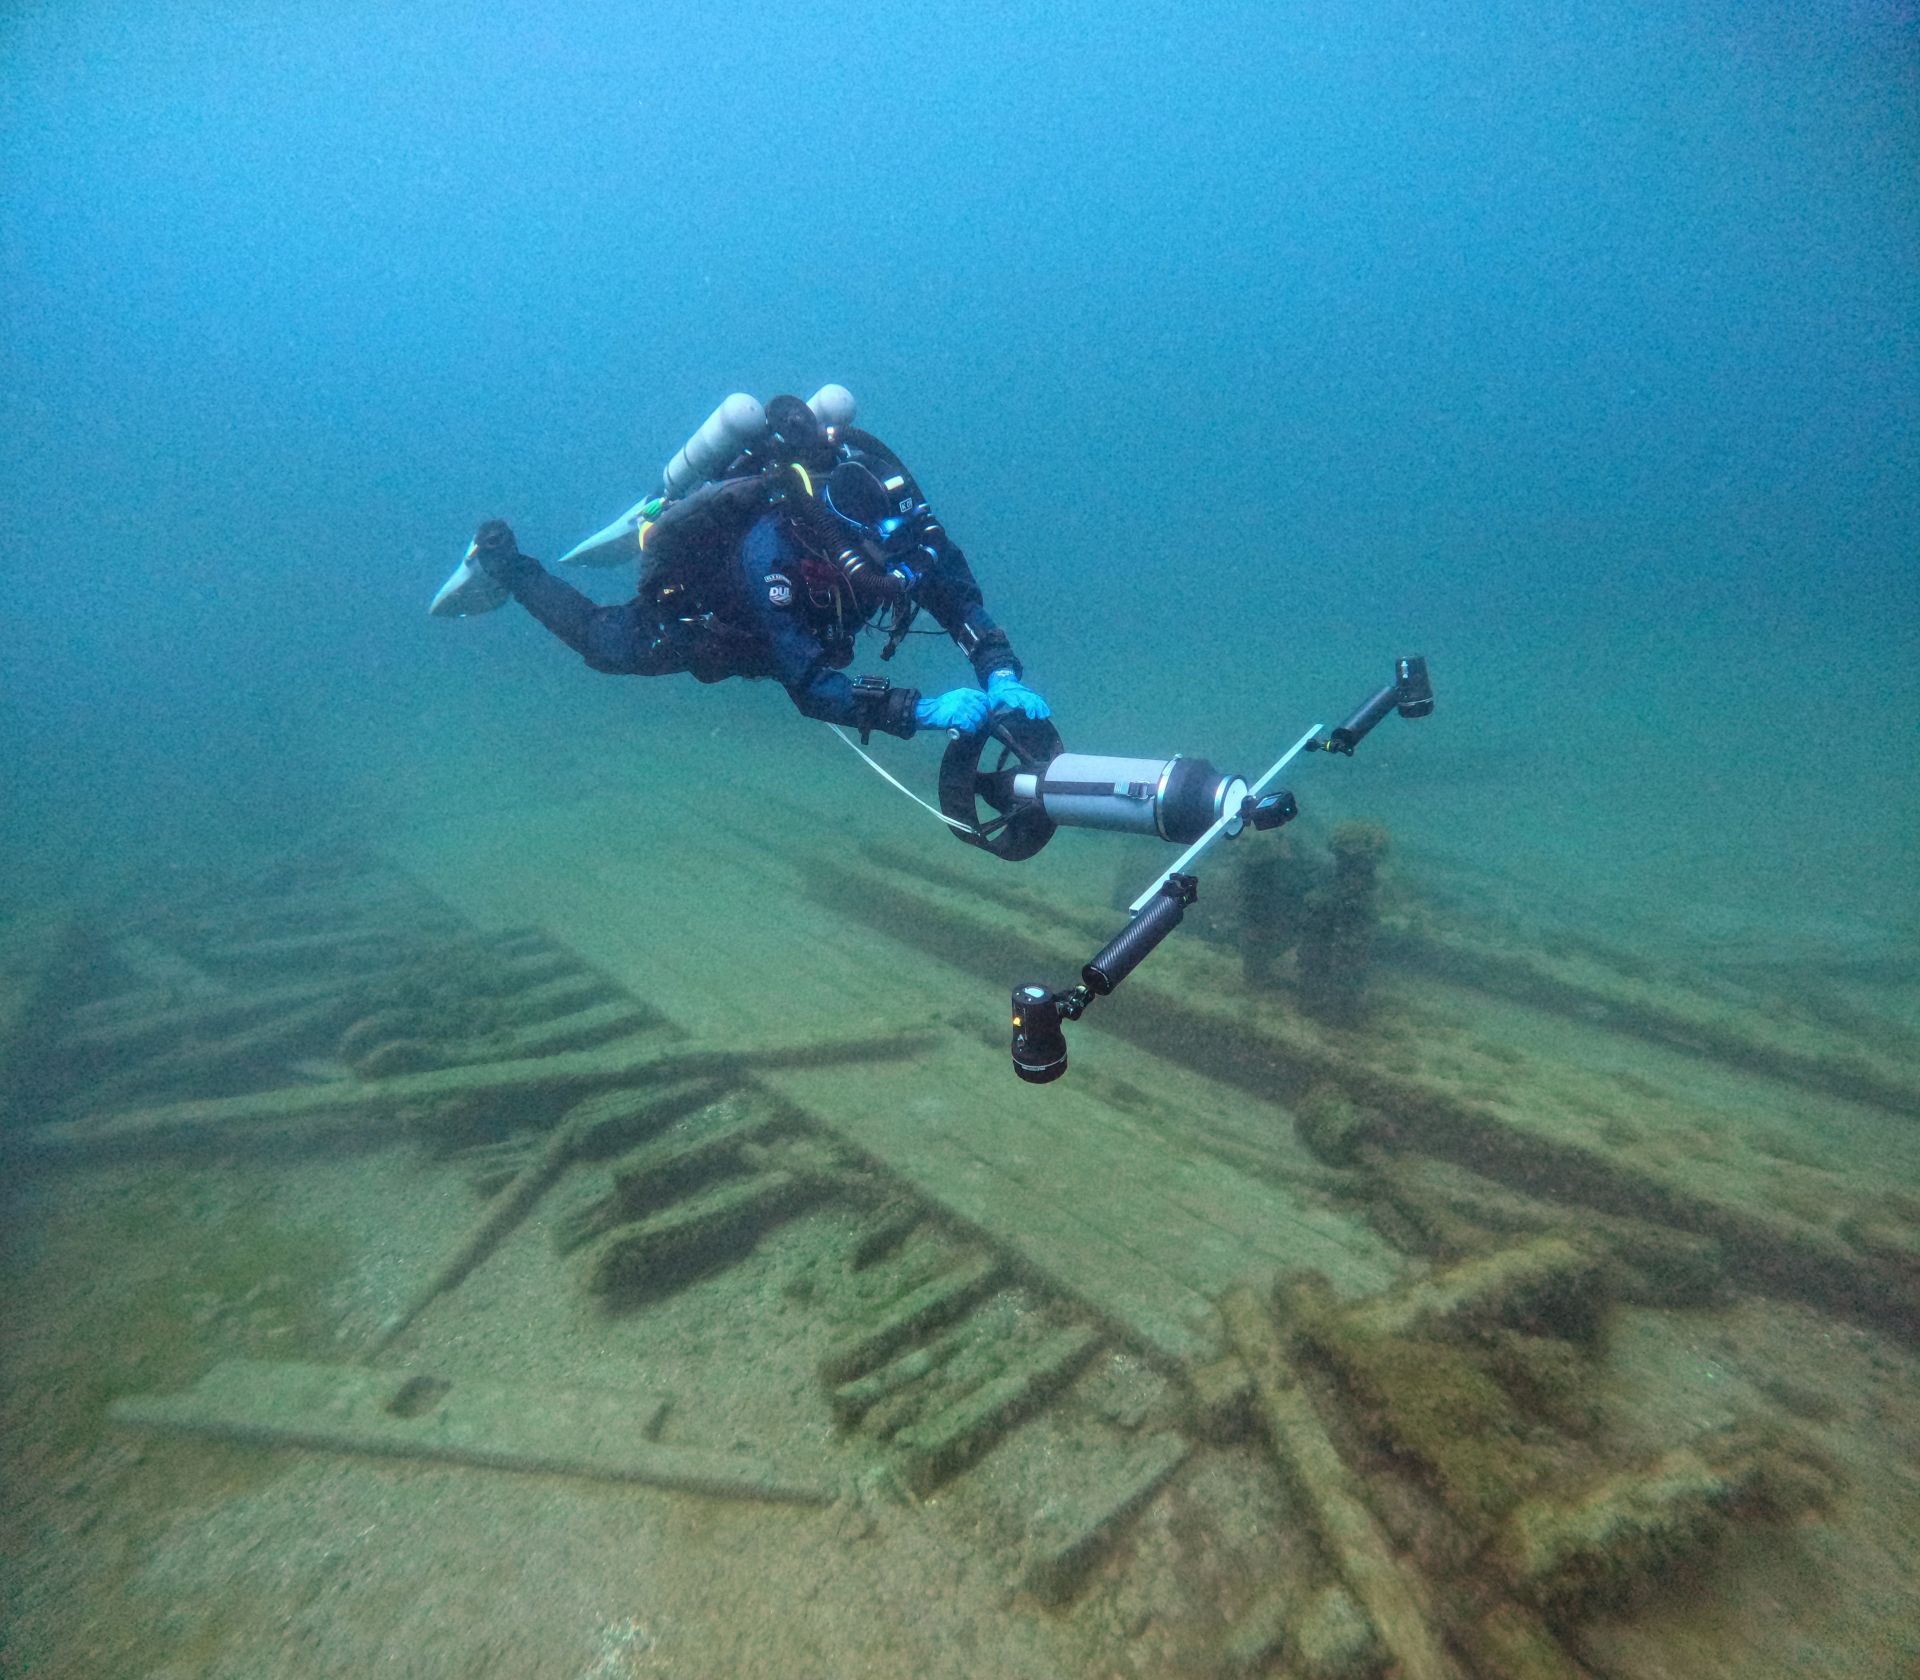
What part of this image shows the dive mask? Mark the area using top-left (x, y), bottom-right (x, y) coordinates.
top-left (823, 458), bottom-right (925, 556)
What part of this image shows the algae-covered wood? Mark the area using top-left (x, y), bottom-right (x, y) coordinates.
top-left (111, 1358), bottom-right (840, 1504)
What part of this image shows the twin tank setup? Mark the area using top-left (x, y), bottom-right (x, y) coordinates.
top-left (429, 386), bottom-right (1436, 1079)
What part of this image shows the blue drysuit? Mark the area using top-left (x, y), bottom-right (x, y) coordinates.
top-left (494, 510), bottom-right (1019, 738)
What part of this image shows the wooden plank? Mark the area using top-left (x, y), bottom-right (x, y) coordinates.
top-left (1220, 1285), bottom-right (1465, 1680)
top-left (897, 1323), bottom-right (1105, 1494)
top-left (1391, 922), bottom-right (1920, 1119)
top-left (367, 1077), bottom-right (720, 1355)
top-left (585, 1169), bottom-right (816, 1295)
top-left (820, 1254), bottom-right (1007, 1384)
top-left (8, 1028), bottom-right (933, 1162)
top-left (110, 1359), bottom-right (840, 1505)
top-left (767, 1060), bottom-right (1221, 1366)
top-left (381, 778), bottom-right (1918, 1361)
top-left (765, 1034), bottom-right (1400, 1364)
top-left (798, 837), bottom-right (1920, 1342)
top-left (377, 798), bottom-right (1403, 1367)
top-left (1021, 1430), bottom-right (1193, 1603)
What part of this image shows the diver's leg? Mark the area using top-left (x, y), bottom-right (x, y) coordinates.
top-left (471, 520), bottom-right (670, 676)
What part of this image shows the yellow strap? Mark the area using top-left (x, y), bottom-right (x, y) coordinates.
top-left (791, 462), bottom-right (814, 496)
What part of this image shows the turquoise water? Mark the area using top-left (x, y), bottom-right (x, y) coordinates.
top-left (3, 1), bottom-right (1913, 922)
top-left (3, 5), bottom-right (1916, 1678)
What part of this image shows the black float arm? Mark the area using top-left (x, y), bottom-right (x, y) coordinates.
top-left (1083, 875), bottom-right (1197, 996)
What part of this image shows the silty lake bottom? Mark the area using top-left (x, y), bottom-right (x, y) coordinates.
top-left (3, 716), bottom-right (1915, 1680)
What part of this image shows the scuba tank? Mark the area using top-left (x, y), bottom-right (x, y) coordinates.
top-left (430, 383), bottom-right (860, 616)
top-left (797, 382), bottom-right (856, 442)
top-left (558, 384), bottom-right (857, 569)
top-left (661, 392), bottom-right (766, 499)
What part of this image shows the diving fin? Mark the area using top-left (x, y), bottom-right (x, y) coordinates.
top-left (428, 540), bottom-right (510, 618)
top-left (556, 495), bottom-right (655, 569)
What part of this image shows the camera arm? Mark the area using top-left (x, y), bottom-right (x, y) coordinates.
top-left (1010, 873), bottom-right (1198, 1083)
top-left (1308, 656), bottom-right (1434, 756)
top-left (1009, 656), bottom-right (1433, 1083)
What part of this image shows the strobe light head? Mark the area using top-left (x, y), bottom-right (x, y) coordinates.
top-left (1011, 984), bottom-right (1069, 1084)
top-left (1393, 656), bottom-right (1433, 720)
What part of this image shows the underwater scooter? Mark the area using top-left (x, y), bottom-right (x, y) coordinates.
top-left (929, 656), bottom-right (1435, 1083)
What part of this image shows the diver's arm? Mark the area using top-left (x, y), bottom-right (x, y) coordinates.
top-left (784, 661), bottom-right (922, 739)
top-left (910, 534), bottom-right (1023, 683)
top-left (470, 522), bottom-right (661, 675)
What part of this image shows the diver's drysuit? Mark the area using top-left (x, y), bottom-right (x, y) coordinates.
top-left (474, 427), bottom-right (1024, 741)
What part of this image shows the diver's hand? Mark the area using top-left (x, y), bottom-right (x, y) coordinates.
top-left (914, 687), bottom-right (991, 733)
top-left (469, 519), bottom-right (523, 578)
top-left (986, 669), bottom-right (1051, 720)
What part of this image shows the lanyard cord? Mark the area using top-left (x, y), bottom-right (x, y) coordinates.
top-left (827, 725), bottom-right (980, 834)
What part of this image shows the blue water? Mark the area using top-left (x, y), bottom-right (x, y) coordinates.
top-left (4, 0), bottom-right (1914, 932)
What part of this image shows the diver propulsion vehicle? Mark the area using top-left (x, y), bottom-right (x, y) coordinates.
top-left (937, 657), bottom-right (1436, 1083)
top-left (428, 384), bottom-right (859, 616)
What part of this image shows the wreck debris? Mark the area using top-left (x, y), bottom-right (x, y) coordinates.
top-left (1236, 834), bottom-right (1314, 991)
top-left (1218, 1581), bottom-right (1296, 1677)
top-left (1019, 1427), bottom-right (1189, 1603)
top-left (820, 1253), bottom-right (1007, 1386)
top-left (1294, 1082), bottom-right (1389, 1167)
top-left (896, 1320), bottom-right (1104, 1495)
top-left (1495, 1429), bottom-right (1841, 1620)
top-left (0, 908), bottom-right (83, 1121)
top-left (367, 1076), bottom-right (724, 1354)
top-left (1365, 1153), bottom-right (1730, 1308)
top-left (54, 941), bottom-right (570, 1063)
top-left (110, 1358), bottom-right (839, 1505)
top-left (1220, 1580), bottom-right (1386, 1680)
top-left (1343, 1237), bottom-right (1607, 1346)
top-left (829, 1325), bottom-right (973, 1430)
top-left (585, 1169), bottom-right (819, 1298)
top-left (7, 1028), bottom-right (936, 1164)
top-left (1298, 823), bottom-right (1390, 1026)
top-left (1389, 915), bottom-right (1920, 1120)
top-left (553, 1092), bottom-right (784, 1253)
top-left (826, 839), bottom-right (1920, 1346)
top-left (1295, 1582), bottom-right (1391, 1680)
top-left (107, 932), bottom-right (227, 1002)
top-left (1182, 1351), bottom-right (1257, 1444)
top-left (844, 1200), bottom-right (924, 1271)
top-left (1219, 1281), bottom-right (1464, 1680)
top-left (9, 839), bottom-right (1903, 1677)
top-left (1452, 1602), bottom-right (1593, 1680)
top-left (1217, 1240), bottom-right (1848, 1680)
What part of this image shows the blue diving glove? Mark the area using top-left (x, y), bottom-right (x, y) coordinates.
top-left (986, 668), bottom-right (1051, 720)
top-left (914, 687), bottom-right (991, 733)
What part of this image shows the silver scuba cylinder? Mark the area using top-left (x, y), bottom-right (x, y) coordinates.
top-left (557, 384), bottom-right (861, 570)
top-left (661, 393), bottom-right (765, 499)
top-left (805, 382), bottom-right (857, 432)
top-left (1011, 754), bottom-right (1250, 845)
top-left (659, 384), bottom-right (857, 499)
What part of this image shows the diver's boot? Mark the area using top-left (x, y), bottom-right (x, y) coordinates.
top-left (428, 518), bottom-right (521, 618)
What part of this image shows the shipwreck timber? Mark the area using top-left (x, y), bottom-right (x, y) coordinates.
top-left (3, 761), bottom-right (1916, 1679)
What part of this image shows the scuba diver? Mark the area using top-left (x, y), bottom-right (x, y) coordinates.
top-left (438, 388), bottom-right (1436, 1084)
top-left (452, 391), bottom-right (1051, 743)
